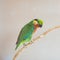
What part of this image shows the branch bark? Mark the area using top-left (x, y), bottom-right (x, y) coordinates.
top-left (13, 25), bottom-right (60, 60)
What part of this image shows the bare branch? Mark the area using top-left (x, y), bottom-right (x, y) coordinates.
top-left (13, 25), bottom-right (60, 60)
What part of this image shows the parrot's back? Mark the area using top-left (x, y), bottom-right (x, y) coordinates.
top-left (15, 21), bottom-right (34, 49)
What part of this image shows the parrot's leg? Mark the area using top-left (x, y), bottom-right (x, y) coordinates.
top-left (23, 43), bottom-right (27, 47)
top-left (30, 40), bottom-right (33, 43)
top-left (27, 40), bottom-right (33, 45)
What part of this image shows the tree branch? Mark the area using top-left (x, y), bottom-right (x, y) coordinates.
top-left (13, 25), bottom-right (60, 60)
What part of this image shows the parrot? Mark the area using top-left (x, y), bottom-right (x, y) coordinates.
top-left (15, 19), bottom-right (43, 50)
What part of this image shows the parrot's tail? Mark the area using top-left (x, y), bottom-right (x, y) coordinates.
top-left (15, 42), bottom-right (22, 50)
top-left (15, 43), bottom-right (20, 50)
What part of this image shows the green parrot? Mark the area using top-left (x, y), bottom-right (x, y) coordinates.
top-left (15, 19), bottom-right (43, 50)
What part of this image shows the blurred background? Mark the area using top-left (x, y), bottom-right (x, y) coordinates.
top-left (0, 0), bottom-right (60, 60)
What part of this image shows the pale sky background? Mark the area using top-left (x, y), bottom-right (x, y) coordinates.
top-left (0, 0), bottom-right (60, 60)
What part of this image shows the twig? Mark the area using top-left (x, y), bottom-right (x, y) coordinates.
top-left (13, 25), bottom-right (60, 60)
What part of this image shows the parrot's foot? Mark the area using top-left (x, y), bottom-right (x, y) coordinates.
top-left (30, 40), bottom-right (33, 43)
top-left (23, 43), bottom-right (27, 46)
top-left (28, 40), bottom-right (33, 44)
top-left (23, 43), bottom-right (27, 48)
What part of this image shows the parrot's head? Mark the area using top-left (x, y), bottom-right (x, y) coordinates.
top-left (33, 19), bottom-right (43, 28)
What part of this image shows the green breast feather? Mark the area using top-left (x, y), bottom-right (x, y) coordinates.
top-left (15, 21), bottom-right (34, 50)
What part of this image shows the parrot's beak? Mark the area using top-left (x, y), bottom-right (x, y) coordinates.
top-left (39, 25), bottom-right (42, 27)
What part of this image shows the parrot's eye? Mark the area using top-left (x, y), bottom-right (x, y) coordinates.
top-left (33, 20), bottom-right (38, 25)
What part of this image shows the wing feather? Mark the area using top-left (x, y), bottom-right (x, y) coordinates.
top-left (16, 23), bottom-right (34, 44)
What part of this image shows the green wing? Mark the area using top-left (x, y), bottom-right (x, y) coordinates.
top-left (15, 21), bottom-right (34, 50)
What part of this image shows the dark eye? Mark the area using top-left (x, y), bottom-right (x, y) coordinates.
top-left (39, 25), bottom-right (42, 27)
